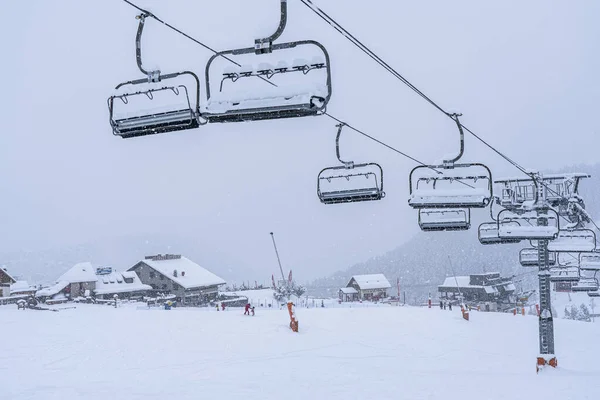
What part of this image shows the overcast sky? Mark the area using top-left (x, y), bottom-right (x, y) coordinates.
top-left (1, 0), bottom-right (599, 281)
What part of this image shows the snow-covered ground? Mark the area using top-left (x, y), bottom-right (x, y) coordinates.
top-left (1, 303), bottom-right (599, 399)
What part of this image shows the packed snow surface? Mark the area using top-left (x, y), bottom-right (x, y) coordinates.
top-left (1, 304), bottom-right (599, 399)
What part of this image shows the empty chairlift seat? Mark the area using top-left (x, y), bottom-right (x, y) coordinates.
top-left (497, 210), bottom-right (559, 240)
top-left (579, 253), bottom-right (600, 271)
top-left (418, 208), bottom-right (470, 231)
top-left (547, 229), bottom-right (597, 253)
top-left (408, 164), bottom-right (492, 209)
top-left (108, 72), bottom-right (203, 139)
top-left (478, 222), bottom-right (521, 245)
top-left (317, 123), bottom-right (384, 205)
top-left (317, 164), bottom-right (384, 204)
top-left (201, 41), bottom-right (332, 123)
top-left (549, 267), bottom-right (580, 283)
top-left (519, 248), bottom-right (556, 267)
top-left (572, 277), bottom-right (599, 292)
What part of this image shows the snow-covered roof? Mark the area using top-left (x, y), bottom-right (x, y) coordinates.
top-left (57, 262), bottom-right (97, 283)
top-left (1, 268), bottom-right (16, 284)
top-left (132, 255), bottom-right (226, 290)
top-left (37, 281), bottom-right (70, 297)
top-left (350, 274), bottom-right (391, 290)
top-left (95, 271), bottom-right (151, 295)
top-left (340, 287), bottom-right (358, 294)
top-left (440, 276), bottom-right (471, 288)
top-left (10, 280), bottom-right (35, 294)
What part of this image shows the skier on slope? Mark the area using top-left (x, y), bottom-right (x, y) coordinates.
top-left (251, 306), bottom-right (255, 316)
top-left (439, 300), bottom-right (443, 310)
top-left (244, 303), bottom-right (251, 315)
top-left (448, 302), bottom-right (452, 311)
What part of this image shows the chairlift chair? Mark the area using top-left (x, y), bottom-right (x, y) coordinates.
top-left (317, 123), bottom-right (384, 204)
top-left (408, 114), bottom-right (493, 209)
top-left (418, 208), bottom-right (470, 232)
top-left (200, 0), bottom-right (332, 123)
top-left (549, 266), bottom-right (580, 283)
top-left (571, 277), bottom-right (599, 292)
top-left (519, 248), bottom-right (556, 267)
top-left (478, 222), bottom-right (521, 245)
top-left (579, 252), bottom-right (600, 271)
top-left (497, 209), bottom-right (560, 240)
top-left (108, 13), bottom-right (204, 139)
top-left (547, 229), bottom-right (597, 253)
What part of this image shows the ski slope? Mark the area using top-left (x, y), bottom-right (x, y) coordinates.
top-left (1, 304), bottom-right (598, 399)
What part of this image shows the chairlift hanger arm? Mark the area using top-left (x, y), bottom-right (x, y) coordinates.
top-left (443, 113), bottom-right (464, 167)
top-left (135, 13), bottom-right (160, 81)
top-left (335, 123), bottom-right (354, 168)
top-left (255, 0), bottom-right (288, 54)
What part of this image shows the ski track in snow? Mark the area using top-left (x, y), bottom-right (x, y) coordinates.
top-left (0, 304), bottom-right (599, 400)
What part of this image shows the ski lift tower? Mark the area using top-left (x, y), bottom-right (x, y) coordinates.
top-left (495, 172), bottom-right (590, 371)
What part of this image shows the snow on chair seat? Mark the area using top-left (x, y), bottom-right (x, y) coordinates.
top-left (497, 210), bottom-right (559, 240)
top-left (547, 229), bottom-right (597, 253)
top-left (319, 187), bottom-right (384, 204)
top-left (579, 253), bottom-right (600, 271)
top-left (418, 208), bottom-right (470, 232)
top-left (202, 83), bottom-right (328, 123)
top-left (571, 277), bottom-right (599, 292)
top-left (408, 165), bottom-right (492, 209)
top-left (478, 222), bottom-right (521, 245)
top-left (519, 248), bottom-right (556, 267)
top-left (549, 267), bottom-right (580, 283)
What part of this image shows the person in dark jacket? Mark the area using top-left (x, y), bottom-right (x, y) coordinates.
top-left (448, 302), bottom-right (452, 311)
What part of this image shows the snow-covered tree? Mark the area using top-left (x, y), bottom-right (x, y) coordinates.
top-left (570, 304), bottom-right (581, 321)
top-left (273, 281), bottom-right (306, 301)
top-left (579, 303), bottom-right (591, 322)
top-left (564, 306), bottom-right (571, 320)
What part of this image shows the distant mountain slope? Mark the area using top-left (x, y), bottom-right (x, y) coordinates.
top-left (309, 163), bottom-right (600, 303)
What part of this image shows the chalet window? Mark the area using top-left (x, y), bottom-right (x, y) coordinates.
top-left (124, 277), bottom-right (134, 284)
top-left (149, 272), bottom-right (156, 279)
top-left (159, 274), bottom-right (165, 281)
top-left (162, 284), bottom-right (167, 290)
top-left (173, 284), bottom-right (180, 291)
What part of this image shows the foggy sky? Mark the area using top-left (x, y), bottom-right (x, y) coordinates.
top-left (1, 0), bottom-right (599, 281)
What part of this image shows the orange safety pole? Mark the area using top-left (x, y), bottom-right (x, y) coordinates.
top-left (287, 301), bottom-right (298, 332)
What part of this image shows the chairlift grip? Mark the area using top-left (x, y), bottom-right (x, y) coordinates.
top-left (255, 0), bottom-right (288, 54)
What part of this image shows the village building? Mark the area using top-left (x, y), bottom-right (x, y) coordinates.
top-left (10, 281), bottom-right (37, 297)
top-left (36, 263), bottom-right (151, 303)
top-left (128, 254), bottom-right (226, 306)
top-left (0, 268), bottom-right (17, 298)
top-left (93, 269), bottom-right (151, 300)
top-left (438, 272), bottom-right (516, 306)
top-left (340, 274), bottom-right (391, 301)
